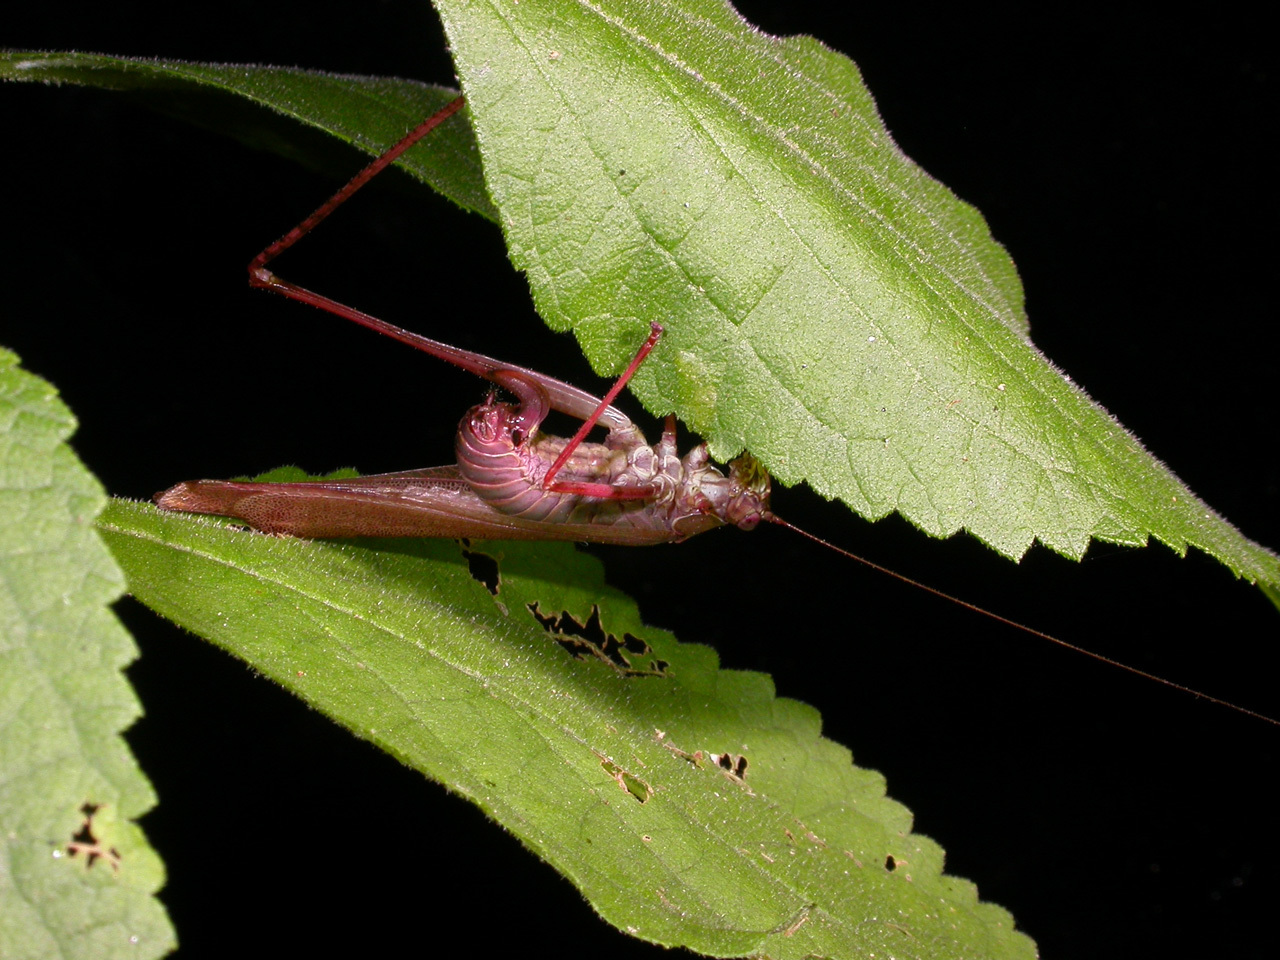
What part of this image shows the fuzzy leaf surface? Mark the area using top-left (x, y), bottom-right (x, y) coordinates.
top-left (0, 350), bottom-right (174, 960)
top-left (98, 497), bottom-right (1035, 959)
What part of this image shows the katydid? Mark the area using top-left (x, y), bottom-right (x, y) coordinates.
top-left (157, 97), bottom-right (771, 546)
top-left (155, 312), bottom-right (771, 544)
top-left (156, 98), bottom-right (769, 545)
top-left (152, 96), bottom-right (1272, 725)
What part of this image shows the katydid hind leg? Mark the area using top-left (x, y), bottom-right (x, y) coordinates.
top-left (246, 93), bottom-right (638, 436)
top-left (242, 89), bottom-right (675, 505)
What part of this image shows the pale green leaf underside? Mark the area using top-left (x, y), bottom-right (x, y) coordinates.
top-left (97, 499), bottom-right (1035, 959)
top-left (4, 20), bottom-right (1276, 588)
top-left (0, 350), bottom-right (175, 959)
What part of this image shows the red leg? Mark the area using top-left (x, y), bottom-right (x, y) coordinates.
top-left (243, 93), bottom-right (644, 433)
top-left (244, 98), bottom-right (502, 373)
top-left (250, 96), bottom-right (466, 282)
top-left (543, 480), bottom-right (658, 500)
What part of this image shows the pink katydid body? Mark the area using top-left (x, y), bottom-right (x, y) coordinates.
top-left (155, 324), bottom-right (772, 545)
top-left (154, 96), bottom-right (771, 545)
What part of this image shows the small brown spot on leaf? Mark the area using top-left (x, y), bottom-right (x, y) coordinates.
top-left (599, 756), bottom-right (652, 803)
top-left (662, 740), bottom-right (705, 767)
top-left (710, 752), bottom-right (748, 780)
top-left (65, 803), bottom-right (120, 872)
top-left (771, 904), bottom-right (813, 937)
top-left (783, 911), bottom-right (810, 936)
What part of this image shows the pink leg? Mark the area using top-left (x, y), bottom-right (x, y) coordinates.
top-left (250, 96), bottom-right (466, 283)
top-left (243, 93), bottom-right (642, 433)
top-left (243, 97), bottom-right (509, 376)
top-left (543, 480), bottom-right (657, 500)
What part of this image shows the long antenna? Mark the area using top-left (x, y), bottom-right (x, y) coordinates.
top-left (765, 513), bottom-right (1280, 727)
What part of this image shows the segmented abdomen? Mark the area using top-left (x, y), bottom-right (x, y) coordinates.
top-left (455, 401), bottom-right (639, 526)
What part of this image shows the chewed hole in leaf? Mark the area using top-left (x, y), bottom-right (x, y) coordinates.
top-left (65, 802), bottom-right (120, 872)
top-left (599, 757), bottom-right (652, 803)
top-left (527, 602), bottom-right (669, 676)
top-left (460, 541), bottom-right (500, 596)
top-left (885, 855), bottom-right (898, 872)
top-left (710, 752), bottom-right (749, 780)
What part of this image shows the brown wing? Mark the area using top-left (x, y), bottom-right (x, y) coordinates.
top-left (154, 466), bottom-right (682, 544)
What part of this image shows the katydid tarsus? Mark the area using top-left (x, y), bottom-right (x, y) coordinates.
top-left (154, 96), bottom-right (1273, 725)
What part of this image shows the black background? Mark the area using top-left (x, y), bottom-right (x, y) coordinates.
top-left (4, 3), bottom-right (1278, 958)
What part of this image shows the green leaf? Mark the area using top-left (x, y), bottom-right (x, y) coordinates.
top-left (430, 0), bottom-right (1280, 585)
top-left (97, 498), bottom-right (1036, 959)
top-left (0, 349), bottom-right (175, 959)
top-left (0, 50), bottom-right (492, 220)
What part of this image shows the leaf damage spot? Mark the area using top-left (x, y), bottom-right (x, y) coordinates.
top-left (662, 741), bottom-right (705, 767)
top-left (528, 602), bottom-right (669, 676)
top-left (709, 751), bottom-right (748, 781)
top-left (598, 756), bottom-right (652, 803)
top-left (779, 905), bottom-right (812, 937)
top-left (885, 854), bottom-right (898, 872)
top-left (64, 802), bottom-right (120, 872)
top-left (459, 541), bottom-right (501, 595)
top-left (662, 736), bottom-right (755, 792)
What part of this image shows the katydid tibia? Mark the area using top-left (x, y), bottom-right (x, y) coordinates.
top-left (152, 96), bottom-right (1273, 725)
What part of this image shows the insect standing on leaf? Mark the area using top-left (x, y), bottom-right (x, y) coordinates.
top-left (151, 93), bottom-right (1274, 726)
